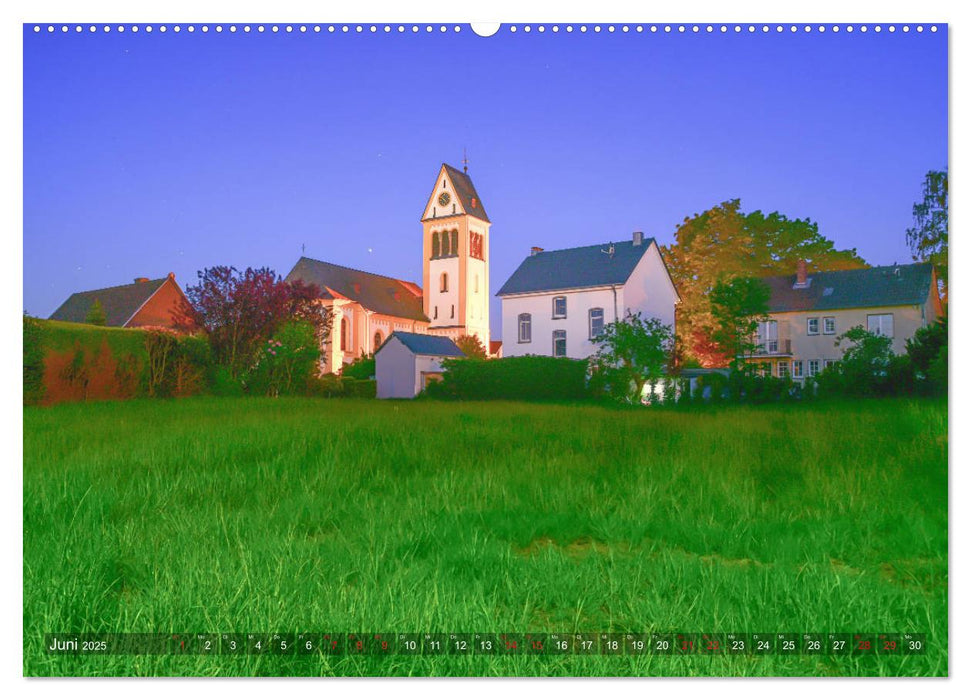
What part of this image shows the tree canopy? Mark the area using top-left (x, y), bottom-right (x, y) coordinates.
top-left (662, 199), bottom-right (866, 366)
top-left (906, 169), bottom-right (948, 301)
top-left (84, 299), bottom-right (106, 326)
top-left (709, 276), bottom-right (770, 367)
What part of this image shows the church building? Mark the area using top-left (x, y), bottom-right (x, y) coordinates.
top-left (285, 163), bottom-right (491, 374)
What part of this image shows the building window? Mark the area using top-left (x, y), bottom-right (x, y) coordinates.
top-left (431, 232), bottom-right (440, 258)
top-left (474, 274), bottom-right (479, 293)
top-left (450, 229), bottom-right (458, 255)
top-left (823, 317), bottom-right (836, 335)
top-left (867, 313), bottom-right (894, 337)
top-left (808, 359), bottom-right (820, 377)
top-left (340, 317), bottom-right (349, 352)
top-left (450, 304), bottom-right (455, 319)
top-left (759, 320), bottom-right (778, 353)
top-left (777, 360), bottom-right (789, 378)
top-left (552, 296), bottom-right (567, 319)
top-left (553, 330), bottom-right (567, 357)
top-left (823, 359), bottom-right (837, 370)
top-left (373, 331), bottom-right (382, 350)
top-left (792, 360), bottom-right (804, 378)
top-left (518, 313), bottom-right (532, 343)
top-left (807, 317), bottom-right (819, 335)
top-left (434, 306), bottom-right (438, 320)
top-left (440, 272), bottom-right (449, 293)
top-left (589, 307), bottom-right (604, 339)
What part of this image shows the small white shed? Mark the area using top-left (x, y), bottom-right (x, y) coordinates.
top-left (375, 332), bottom-right (465, 399)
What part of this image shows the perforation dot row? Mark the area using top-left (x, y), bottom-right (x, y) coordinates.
top-left (31, 24), bottom-right (940, 35)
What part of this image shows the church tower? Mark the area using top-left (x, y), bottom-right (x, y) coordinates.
top-left (420, 163), bottom-right (491, 348)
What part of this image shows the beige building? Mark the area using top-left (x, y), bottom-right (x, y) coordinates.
top-left (749, 260), bottom-right (944, 381)
top-left (285, 162), bottom-right (492, 374)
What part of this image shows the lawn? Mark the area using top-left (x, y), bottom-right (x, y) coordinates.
top-left (23, 397), bottom-right (947, 676)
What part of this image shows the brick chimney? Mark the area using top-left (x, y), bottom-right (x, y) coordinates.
top-left (167, 272), bottom-right (175, 280)
top-left (632, 231), bottom-right (644, 247)
top-left (530, 246), bottom-right (544, 256)
top-left (134, 277), bottom-right (149, 283)
top-left (796, 259), bottom-right (807, 285)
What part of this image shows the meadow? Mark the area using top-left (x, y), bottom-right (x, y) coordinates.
top-left (23, 397), bottom-right (947, 676)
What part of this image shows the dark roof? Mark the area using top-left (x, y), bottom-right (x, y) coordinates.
top-left (424, 163), bottom-right (490, 223)
top-left (49, 278), bottom-right (168, 326)
top-left (285, 257), bottom-right (428, 322)
top-left (384, 331), bottom-right (465, 357)
top-left (763, 262), bottom-right (936, 313)
top-left (496, 238), bottom-right (656, 296)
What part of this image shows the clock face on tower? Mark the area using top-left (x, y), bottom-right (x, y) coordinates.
top-left (438, 192), bottom-right (451, 207)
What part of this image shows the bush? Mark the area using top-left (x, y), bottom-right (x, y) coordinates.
top-left (343, 378), bottom-right (376, 398)
top-left (212, 365), bottom-right (244, 397)
top-left (306, 374), bottom-right (345, 397)
top-left (23, 315), bottom-right (45, 405)
top-left (431, 355), bottom-right (590, 401)
top-left (246, 320), bottom-right (321, 396)
top-left (342, 355), bottom-right (375, 380)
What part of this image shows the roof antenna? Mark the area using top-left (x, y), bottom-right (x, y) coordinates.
top-left (462, 148), bottom-right (469, 174)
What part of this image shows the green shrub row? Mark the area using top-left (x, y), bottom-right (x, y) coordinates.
top-left (424, 355), bottom-right (590, 401)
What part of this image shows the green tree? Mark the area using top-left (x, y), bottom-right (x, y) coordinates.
top-left (455, 334), bottom-right (487, 359)
top-left (906, 316), bottom-right (947, 379)
top-left (662, 200), bottom-right (866, 366)
top-left (906, 169), bottom-right (948, 301)
top-left (85, 299), bottom-right (107, 326)
top-left (709, 277), bottom-right (770, 368)
top-left (247, 320), bottom-right (321, 396)
top-left (590, 312), bottom-right (673, 403)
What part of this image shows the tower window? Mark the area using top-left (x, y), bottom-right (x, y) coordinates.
top-left (451, 229), bottom-right (458, 254)
top-left (373, 331), bottom-right (382, 350)
top-left (474, 274), bottom-right (479, 293)
top-left (452, 203), bottom-right (456, 214)
top-left (434, 306), bottom-right (438, 319)
top-left (440, 272), bottom-right (449, 293)
top-left (340, 317), bottom-right (349, 352)
top-left (451, 304), bottom-right (455, 319)
top-left (432, 231), bottom-right (440, 258)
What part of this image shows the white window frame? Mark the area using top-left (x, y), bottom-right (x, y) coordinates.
top-left (823, 359), bottom-right (837, 370)
top-left (792, 360), bottom-right (804, 378)
top-left (807, 317), bottom-right (820, 335)
top-left (777, 360), bottom-right (789, 378)
top-left (518, 313), bottom-right (531, 344)
top-left (823, 317), bottom-right (836, 335)
top-left (867, 313), bottom-right (894, 338)
top-left (589, 307), bottom-right (604, 340)
top-left (552, 296), bottom-right (567, 319)
top-left (808, 359), bottom-right (820, 377)
top-left (553, 330), bottom-right (567, 357)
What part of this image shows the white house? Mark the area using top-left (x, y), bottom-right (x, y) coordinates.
top-left (496, 232), bottom-right (680, 359)
top-left (375, 331), bottom-right (465, 399)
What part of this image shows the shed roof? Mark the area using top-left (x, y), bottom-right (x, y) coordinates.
top-left (384, 331), bottom-right (465, 357)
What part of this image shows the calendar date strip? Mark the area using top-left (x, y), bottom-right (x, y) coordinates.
top-left (45, 632), bottom-right (927, 656)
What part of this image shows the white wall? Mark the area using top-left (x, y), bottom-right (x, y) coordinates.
top-left (623, 242), bottom-right (679, 331)
top-left (428, 256), bottom-right (460, 327)
top-left (375, 337), bottom-right (417, 399)
top-left (501, 286), bottom-right (620, 359)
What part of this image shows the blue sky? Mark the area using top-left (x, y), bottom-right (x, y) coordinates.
top-left (23, 25), bottom-right (947, 338)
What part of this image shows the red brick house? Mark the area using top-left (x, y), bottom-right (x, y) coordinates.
top-left (49, 273), bottom-right (195, 330)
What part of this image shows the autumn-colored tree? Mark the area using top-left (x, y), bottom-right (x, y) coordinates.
top-left (906, 169), bottom-right (948, 302)
top-left (182, 266), bottom-right (330, 378)
top-left (85, 299), bottom-right (106, 326)
top-left (662, 199), bottom-right (866, 366)
top-left (455, 334), bottom-right (487, 359)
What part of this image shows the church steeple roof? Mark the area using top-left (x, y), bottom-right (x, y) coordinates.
top-left (422, 163), bottom-right (490, 223)
top-left (442, 163), bottom-right (490, 222)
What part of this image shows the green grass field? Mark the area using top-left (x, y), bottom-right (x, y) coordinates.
top-left (23, 397), bottom-right (947, 676)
